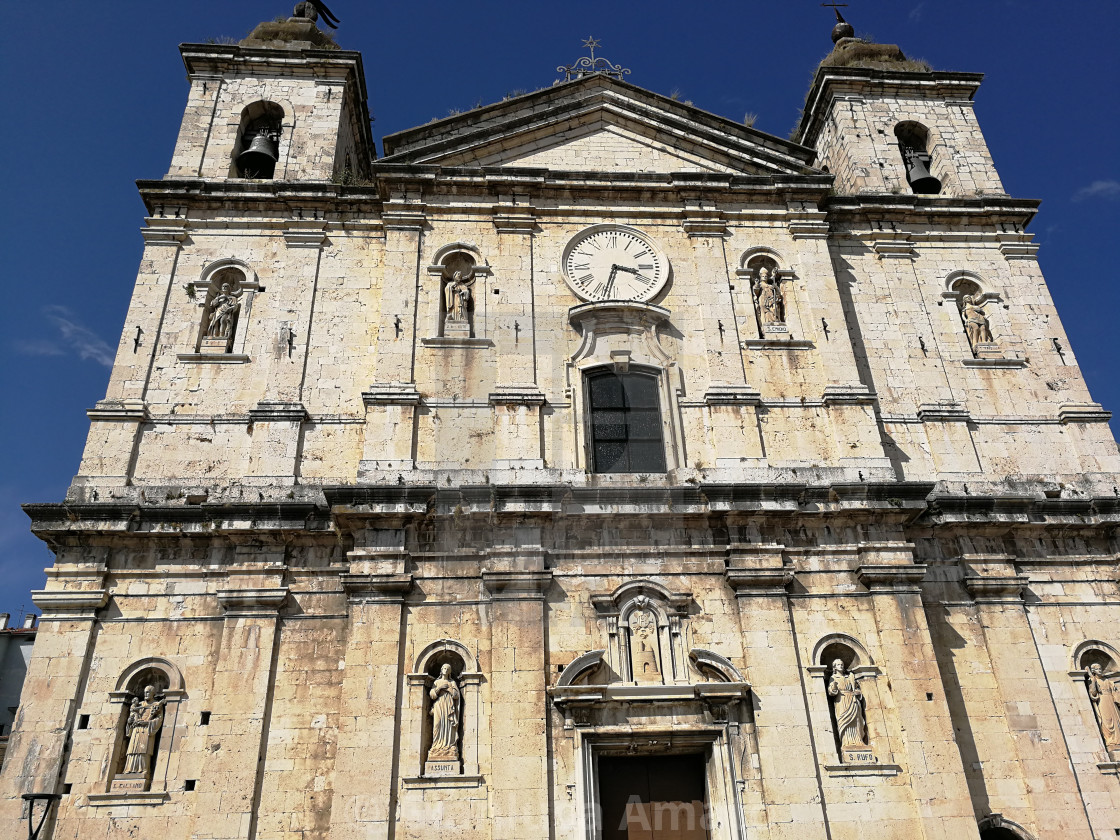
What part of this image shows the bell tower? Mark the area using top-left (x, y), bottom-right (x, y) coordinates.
top-left (165, 3), bottom-right (373, 182)
top-left (794, 11), bottom-right (1005, 198)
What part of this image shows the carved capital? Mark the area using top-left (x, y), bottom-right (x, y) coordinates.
top-left (725, 568), bottom-right (794, 597)
top-left (216, 588), bottom-right (288, 616)
top-left (856, 564), bottom-right (927, 592)
top-left (31, 589), bottom-right (109, 620)
top-left (963, 574), bottom-right (1029, 603)
top-left (482, 570), bottom-right (553, 601)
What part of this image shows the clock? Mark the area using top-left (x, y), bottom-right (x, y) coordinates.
top-left (562, 225), bottom-right (669, 303)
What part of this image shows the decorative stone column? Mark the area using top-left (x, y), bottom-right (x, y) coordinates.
top-left (327, 545), bottom-right (413, 840)
top-left (482, 547), bottom-right (552, 840)
top-left (0, 584), bottom-right (107, 831)
top-left (189, 583), bottom-right (287, 840)
top-left (856, 562), bottom-right (978, 840)
top-left (725, 545), bottom-right (827, 840)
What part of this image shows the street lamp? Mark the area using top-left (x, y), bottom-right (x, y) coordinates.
top-left (21, 793), bottom-right (61, 840)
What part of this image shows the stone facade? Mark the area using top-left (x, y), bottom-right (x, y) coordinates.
top-left (3, 14), bottom-right (1120, 840)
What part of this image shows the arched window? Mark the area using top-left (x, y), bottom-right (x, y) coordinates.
top-left (586, 368), bottom-right (666, 473)
top-left (233, 101), bottom-right (284, 179)
top-left (895, 122), bottom-right (942, 195)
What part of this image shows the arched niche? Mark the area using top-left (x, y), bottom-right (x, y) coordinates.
top-left (734, 246), bottom-right (798, 339)
top-left (231, 101), bottom-right (286, 179)
top-left (942, 270), bottom-right (1002, 357)
top-left (423, 242), bottom-right (493, 340)
top-left (806, 635), bottom-right (883, 765)
top-left (978, 814), bottom-right (1037, 840)
top-left (895, 121), bottom-right (943, 195)
top-left (557, 649), bottom-right (608, 687)
top-left (105, 657), bottom-right (186, 795)
top-left (590, 579), bottom-right (693, 685)
top-left (1071, 640), bottom-right (1119, 674)
top-left (185, 258), bottom-right (262, 357)
top-left (1070, 639), bottom-right (1120, 757)
top-left (405, 638), bottom-right (482, 779)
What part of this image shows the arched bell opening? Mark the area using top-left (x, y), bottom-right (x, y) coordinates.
top-left (895, 121), bottom-right (942, 195)
top-left (233, 101), bottom-right (285, 179)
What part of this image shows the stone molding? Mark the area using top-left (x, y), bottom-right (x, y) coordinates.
top-left (340, 572), bottom-right (414, 604)
top-left (420, 337), bottom-right (493, 349)
top-left (822, 384), bottom-right (876, 405)
top-left (140, 218), bottom-right (189, 245)
top-left (481, 570), bottom-right (553, 601)
top-left (703, 384), bottom-right (762, 406)
top-left (216, 587), bottom-right (289, 616)
top-left (86, 400), bottom-right (149, 422)
top-left (725, 568), bottom-right (795, 596)
top-left (362, 383), bottom-right (423, 406)
top-left (917, 403), bottom-right (971, 422)
top-left (30, 589), bottom-right (109, 619)
top-left (856, 564), bottom-right (927, 592)
top-left (742, 338), bottom-right (815, 350)
top-left (248, 401), bottom-right (308, 422)
top-left (488, 385), bottom-right (547, 406)
top-left (176, 353), bottom-right (251, 364)
top-left (1059, 403), bottom-right (1112, 424)
top-left (492, 207), bottom-right (537, 234)
top-left (87, 791), bottom-right (171, 807)
top-left (963, 574), bottom-right (1029, 603)
top-left (381, 201), bottom-right (427, 231)
top-left (823, 763), bottom-right (902, 777)
top-left (283, 218), bottom-right (328, 248)
top-left (681, 214), bottom-right (728, 238)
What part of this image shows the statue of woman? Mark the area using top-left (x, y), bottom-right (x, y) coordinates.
top-left (123, 685), bottom-right (166, 777)
top-left (828, 660), bottom-right (868, 750)
top-left (427, 663), bottom-right (461, 762)
top-left (961, 294), bottom-right (993, 348)
top-left (1088, 663), bottom-right (1120, 752)
top-left (206, 283), bottom-right (241, 340)
top-left (753, 265), bottom-right (784, 326)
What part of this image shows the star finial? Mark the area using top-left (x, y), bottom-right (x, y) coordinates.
top-left (582, 36), bottom-right (601, 60)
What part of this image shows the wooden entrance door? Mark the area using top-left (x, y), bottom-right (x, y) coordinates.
top-left (598, 754), bottom-right (711, 840)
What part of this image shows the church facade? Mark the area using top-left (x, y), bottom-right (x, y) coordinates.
top-left (3, 8), bottom-right (1120, 840)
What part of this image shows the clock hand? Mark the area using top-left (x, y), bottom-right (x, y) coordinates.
top-left (605, 264), bottom-right (619, 298)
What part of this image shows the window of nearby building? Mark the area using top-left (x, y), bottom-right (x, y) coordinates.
top-left (587, 370), bottom-right (666, 474)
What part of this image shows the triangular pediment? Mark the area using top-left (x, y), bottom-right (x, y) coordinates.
top-left (380, 75), bottom-right (818, 177)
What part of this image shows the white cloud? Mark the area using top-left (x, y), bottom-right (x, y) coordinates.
top-left (909, 3), bottom-right (927, 23)
top-left (34, 305), bottom-right (116, 367)
top-left (1073, 179), bottom-right (1120, 202)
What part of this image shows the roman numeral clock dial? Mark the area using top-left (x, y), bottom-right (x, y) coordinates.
top-left (562, 225), bottom-right (669, 303)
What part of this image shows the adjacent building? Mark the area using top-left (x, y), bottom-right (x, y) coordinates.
top-left (3, 6), bottom-right (1119, 840)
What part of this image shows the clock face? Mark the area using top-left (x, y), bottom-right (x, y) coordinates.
top-left (562, 225), bottom-right (668, 303)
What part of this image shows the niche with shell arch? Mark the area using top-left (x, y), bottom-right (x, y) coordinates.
top-left (423, 242), bottom-right (493, 342)
top-left (807, 634), bottom-right (884, 764)
top-left (1071, 640), bottom-right (1120, 756)
top-left (231, 101), bottom-right (286, 179)
top-left (405, 639), bottom-right (483, 778)
top-left (104, 657), bottom-right (186, 794)
top-left (943, 270), bottom-right (1002, 358)
top-left (734, 246), bottom-right (799, 340)
top-left (184, 259), bottom-right (262, 359)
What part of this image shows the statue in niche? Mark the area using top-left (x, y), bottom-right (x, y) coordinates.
top-left (123, 685), bottom-right (166, 779)
top-left (629, 599), bottom-right (662, 683)
top-left (828, 660), bottom-right (869, 751)
top-left (205, 282), bottom-right (242, 342)
top-left (427, 663), bottom-right (462, 763)
top-left (443, 269), bottom-right (475, 327)
top-left (753, 264), bottom-right (784, 326)
top-left (960, 294), bottom-right (993, 350)
top-left (1088, 663), bottom-right (1120, 752)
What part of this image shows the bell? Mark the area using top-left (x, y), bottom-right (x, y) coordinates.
top-left (902, 150), bottom-right (942, 195)
top-left (236, 131), bottom-right (278, 178)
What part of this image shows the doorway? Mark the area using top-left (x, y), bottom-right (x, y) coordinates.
top-left (598, 754), bottom-right (711, 839)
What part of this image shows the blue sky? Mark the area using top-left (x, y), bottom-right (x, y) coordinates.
top-left (1, 1), bottom-right (1118, 619)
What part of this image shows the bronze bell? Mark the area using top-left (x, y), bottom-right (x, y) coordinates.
top-left (902, 149), bottom-right (942, 195)
top-left (237, 131), bottom-right (279, 178)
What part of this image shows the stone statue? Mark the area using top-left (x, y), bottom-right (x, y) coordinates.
top-left (629, 601), bottom-right (661, 683)
top-left (206, 283), bottom-right (242, 341)
top-left (1088, 663), bottom-right (1120, 752)
top-left (443, 270), bottom-right (474, 324)
top-left (753, 265), bottom-right (784, 326)
top-left (960, 294), bottom-right (993, 349)
top-left (123, 685), bottom-right (166, 777)
top-left (427, 664), bottom-right (461, 762)
top-left (828, 660), bottom-right (868, 750)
